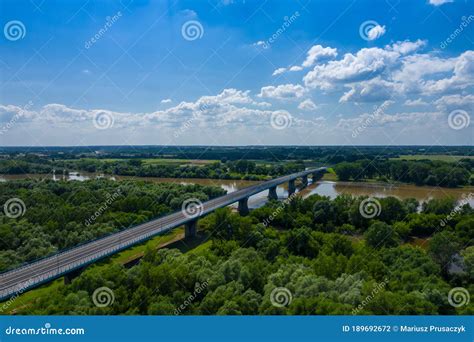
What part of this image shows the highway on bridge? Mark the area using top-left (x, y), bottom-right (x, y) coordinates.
top-left (0, 167), bottom-right (326, 301)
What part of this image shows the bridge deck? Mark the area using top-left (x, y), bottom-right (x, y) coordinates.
top-left (0, 167), bottom-right (326, 300)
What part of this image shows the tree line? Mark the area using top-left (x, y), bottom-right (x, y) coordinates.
top-left (334, 159), bottom-right (473, 187)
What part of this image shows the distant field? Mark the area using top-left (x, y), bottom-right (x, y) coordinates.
top-left (393, 154), bottom-right (474, 162)
top-left (141, 158), bottom-right (216, 166)
top-left (65, 158), bottom-right (217, 166)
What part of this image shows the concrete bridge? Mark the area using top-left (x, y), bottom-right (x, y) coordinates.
top-left (0, 167), bottom-right (326, 301)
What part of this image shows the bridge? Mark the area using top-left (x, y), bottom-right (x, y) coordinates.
top-left (0, 167), bottom-right (326, 301)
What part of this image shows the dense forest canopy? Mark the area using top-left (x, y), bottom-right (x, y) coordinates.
top-left (0, 180), bottom-right (225, 272)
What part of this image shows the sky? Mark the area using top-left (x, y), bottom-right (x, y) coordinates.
top-left (0, 0), bottom-right (473, 146)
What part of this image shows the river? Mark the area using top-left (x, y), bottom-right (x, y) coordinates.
top-left (1, 173), bottom-right (473, 208)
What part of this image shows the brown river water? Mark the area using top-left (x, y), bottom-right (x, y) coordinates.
top-left (1, 173), bottom-right (472, 208)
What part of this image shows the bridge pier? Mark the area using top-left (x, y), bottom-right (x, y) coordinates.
top-left (288, 179), bottom-right (296, 196)
top-left (64, 266), bottom-right (85, 285)
top-left (238, 197), bottom-right (249, 216)
top-left (301, 175), bottom-right (308, 188)
top-left (268, 186), bottom-right (278, 200)
top-left (312, 171), bottom-right (324, 183)
top-left (185, 219), bottom-right (198, 239)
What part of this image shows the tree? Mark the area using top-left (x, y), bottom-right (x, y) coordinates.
top-left (461, 246), bottom-right (474, 281)
top-left (428, 231), bottom-right (460, 275)
top-left (364, 222), bottom-right (399, 249)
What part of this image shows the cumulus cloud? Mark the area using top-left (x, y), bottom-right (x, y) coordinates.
top-left (302, 45), bottom-right (338, 68)
top-left (161, 98), bottom-right (172, 104)
top-left (434, 94), bottom-right (474, 112)
top-left (301, 39), bottom-right (473, 104)
top-left (387, 39), bottom-right (426, 55)
top-left (289, 66), bottom-right (303, 72)
top-left (298, 99), bottom-right (318, 111)
top-left (272, 67), bottom-right (286, 76)
top-left (428, 0), bottom-right (453, 6)
top-left (258, 84), bottom-right (306, 100)
top-left (303, 46), bottom-right (400, 90)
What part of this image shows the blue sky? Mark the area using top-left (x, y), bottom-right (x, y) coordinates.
top-left (0, 0), bottom-right (473, 146)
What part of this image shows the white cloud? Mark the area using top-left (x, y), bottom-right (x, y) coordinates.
top-left (303, 46), bottom-right (400, 90)
top-left (289, 66), bottom-right (303, 72)
top-left (404, 98), bottom-right (429, 106)
top-left (339, 78), bottom-right (402, 103)
top-left (258, 84), bottom-right (306, 100)
top-left (367, 25), bottom-right (386, 41)
top-left (272, 67), bottom-right (286, 76)
top-left (387, 39), bottom-right (426, 55)
top-left (428, 0), bottom-right (454, 6)
top-left (161, 98), bottom-right (172, 104)
top-left (301, 39), bottom-right (474, 104)
top-left (422, 51), bottom-right (474, 95)
top-left (253, 40), bottom-right (266, 47)
top-left (298, 99), bottom-right (318, 111)
top-left (302, 45), bottom-right (338, 68)
top-left (434, 94), bottom-right (474, 111)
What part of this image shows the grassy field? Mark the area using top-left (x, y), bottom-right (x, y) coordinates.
top-left (0, 228), bottom-right (184, 314)
top-left (322, 167), bottom-right (337, 181)
top-left (393, 154), bottom-right (473, 162)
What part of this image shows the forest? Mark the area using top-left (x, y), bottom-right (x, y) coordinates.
top-left (4, 180), bottom-right (473, 315)
top-left (0, 179), bottom-right (225, 272)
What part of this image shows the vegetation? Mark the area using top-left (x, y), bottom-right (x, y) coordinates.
top-left (0, 179), bottom-right (225, 272)
top-left (8, 189), bottom-right (473, 315)
top-left (0, 157), bottom-right (306, 181)
top-left (334, 159), bottom-right (473, 187)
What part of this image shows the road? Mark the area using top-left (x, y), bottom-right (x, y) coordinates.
top-left (0, 167), bottom-right (326, 300)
